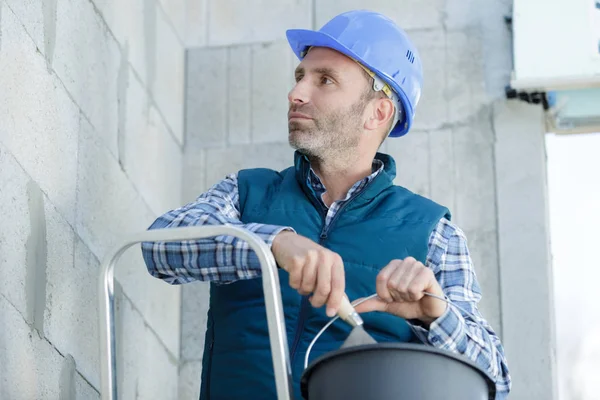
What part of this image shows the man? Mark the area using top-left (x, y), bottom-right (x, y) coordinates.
top-left (142, 10), bottom-right (511, 399)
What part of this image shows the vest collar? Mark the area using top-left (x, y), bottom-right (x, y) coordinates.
top-left (293, 151), bottom-right (397, 202)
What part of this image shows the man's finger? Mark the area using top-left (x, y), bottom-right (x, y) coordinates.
top-left (353, 297), bottom-right (388, 314)
top-left (405, 267), bottom-right (431, 301)
top-left (299, 258), bottom-right (318, 295)
top-left (288, 258), bottom-right (304, 290)
top-left (376, 262), bottom-right (397, 302)
top-left (387, 262), bottom-right (412, 302)
top-left (390, 262), bottom-right (420, 301)
top-left (311, 256), bottom-right (332, 308)
top-left (326, 257), bottom-right (345, 317)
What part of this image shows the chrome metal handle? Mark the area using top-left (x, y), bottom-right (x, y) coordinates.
top-left (99, 226), bottom-right (293, 400)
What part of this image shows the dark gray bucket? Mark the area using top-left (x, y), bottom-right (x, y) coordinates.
top-left (300, 343), bottom-right (496, 400)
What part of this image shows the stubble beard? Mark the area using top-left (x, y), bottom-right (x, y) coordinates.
top-left (288, 99), bottom-right (367, 161)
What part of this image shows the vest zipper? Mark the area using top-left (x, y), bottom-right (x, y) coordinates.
top-left (289, 296), bottom-right (310, 365)
top-left (289, 176), bottom-right (378, 365)
top-left (319, 177), bottom-right (378, 238)
top-left (289, 229), bottom-right (329, 366)
top-left (204, 312), bottom-right (215, 399)
top-left (205, 339), bottom-right (214, 398)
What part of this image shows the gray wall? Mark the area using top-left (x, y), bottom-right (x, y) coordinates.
top-left (0, 0), bottom-right (556, 399)
top-left (0, 0), bottom-right (185, 398)
top-left (182, 1), bottom-right (556, 400)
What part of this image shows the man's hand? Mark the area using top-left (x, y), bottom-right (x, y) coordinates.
top-left (353, 257), bottom-right (447, 326)
top-left (271, 231), bottom-right (345, 317)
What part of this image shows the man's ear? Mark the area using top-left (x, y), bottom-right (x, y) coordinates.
top-left (364, 97), bottom-right (395, 132)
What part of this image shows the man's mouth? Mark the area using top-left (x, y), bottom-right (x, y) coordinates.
top-left (288, 111), bottom-right (313, 120)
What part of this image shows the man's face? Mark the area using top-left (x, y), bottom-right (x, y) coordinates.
top-left (288, 47), bottom-right (372, 158)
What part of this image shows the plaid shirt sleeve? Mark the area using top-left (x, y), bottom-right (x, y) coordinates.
top-left (141, 173), bottom-right (294, 284)
top-left (407, 218), bottom-right (512, 399)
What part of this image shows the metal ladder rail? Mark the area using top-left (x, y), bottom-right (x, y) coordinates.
top-left (98, 226), bottom-right (294, 400)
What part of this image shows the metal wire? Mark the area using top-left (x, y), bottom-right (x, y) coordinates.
top-left (304, 294), bottom-right (378, 369)
top-left (304, 292), bottom-right (490, 370)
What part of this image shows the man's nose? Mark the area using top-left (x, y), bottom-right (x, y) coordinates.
top-left (288, 80), bottom-right (310, 105)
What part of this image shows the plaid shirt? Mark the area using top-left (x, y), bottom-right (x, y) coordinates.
top-left (142, 162), bottom-right (511, 398)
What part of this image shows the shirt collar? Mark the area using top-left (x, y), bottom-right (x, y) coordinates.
top-left (307, 159), bottom-right (385, 198)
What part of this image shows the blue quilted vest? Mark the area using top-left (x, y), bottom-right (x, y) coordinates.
top-left (200, 151), bottom-right (450, 399)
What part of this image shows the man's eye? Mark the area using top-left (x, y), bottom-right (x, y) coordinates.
top-left (321, 77), bottom-right (334, 85)
top-left (295, 75), bottom-right (304, 82)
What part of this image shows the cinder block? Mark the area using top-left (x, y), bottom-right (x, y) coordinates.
top-left (386, 132), bottom-right (430, 197)
top-left (122, 69), bottom-right (183, 215)
top-left (446, 29), bottom-right (487, 124)
top-left (92, 0), bottom-right (186, 134)
top-left (115, 292), bottom-right (179, 400)
top-left (444, 0), bottom-right (481, 29)
top-left (0, 144), bottom-right (31, 317)
top-left (0, 5), bottom-right (79, 225)
top-left (228, 45), bottom-right (252, 145)
top-left (452, 121), bottom-right (496, 232)
top-left (76, 118), bottom-right (182, 355)
top-left (494, 103), bottom-right (547, 204)
top-left (178, 360), bottom-right (203, 400)
top-left (92, 0), bottom-right (150, 93)
top-left (428, 129), bottom-right (456, 212)
top-left (75, 117), bottom-right (156, 259)
top-left (185, 0), bottom-right (207, 47)
top-left (186, 47), bottom-right (228, 148)
top-left (251, 40), bottom-right (293, 144)
top-left (452, 108), bottom-right (495, 145)
top-left (494, 101), bottom-right (555, 399)
top-left (51, 0), bottom-right (121, 157)
top-left (207, 0), bottom-right (311, 46)
top-left (180, 282), bottom-right (210, 361)
top-left (410, 29), bottom-right (448, 131)
top-left (114, 244), bottom-right (182, 359)
top-left (152, 8), bottom-right (185, 144)
top-left (478, 3), bottom-right (513, 99)
top-left (493, 104), bottom-right (548, 239)
top-left (3, 0), bottom-right (44, 53)
top-left (45, 233), bottom-right (100, 391)
top-left (461, 228), bottom-right (501, 333)
top-left (44, 189), bottom-right (181, 394)
top-left (50, 0), bottom-right (184, 149)
top-left (76, 373), bottom-right (101, 399)
top-left (204, 142), bottom-right (295, 189)
top-left (0, 295), bottom-right (99, 399)
top-left (182, 147), bottom-right (206, 204)
top-left (315, 0), bottom-right (445, 31)
top-left (157, 0), bottom-right (186, 42)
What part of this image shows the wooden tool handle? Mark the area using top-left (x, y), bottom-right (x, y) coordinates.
top-left (337, 295), bottom-right (364, 327)
top-left (337, 295), bottom-right (356, 321)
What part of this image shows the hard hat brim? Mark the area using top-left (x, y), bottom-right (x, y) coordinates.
top-left (286, 28), bottom-right (413, 137)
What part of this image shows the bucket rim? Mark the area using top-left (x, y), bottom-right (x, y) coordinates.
top-left (300, 342), bottom-right (496, 400)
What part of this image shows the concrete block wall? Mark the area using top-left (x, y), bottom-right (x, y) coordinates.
top-left (182, 1), bottom-right (555, 400)
top-left (0, 0), bottom-right (556, 399)
top-left (0, 0), bottom-right (185, 398)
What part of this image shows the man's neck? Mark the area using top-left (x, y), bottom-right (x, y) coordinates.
top-left (310, 154), bottom-right (376, 207)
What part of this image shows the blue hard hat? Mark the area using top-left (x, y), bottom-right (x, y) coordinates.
top-left (286, 10), bottom-right (423, 137)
